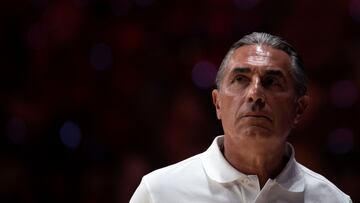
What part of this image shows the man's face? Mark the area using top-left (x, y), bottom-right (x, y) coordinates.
top-left (212, 45), bottom-right (307, 143)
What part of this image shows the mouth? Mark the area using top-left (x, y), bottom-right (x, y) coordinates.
top-left (241, 114), bottom-right (273, 122)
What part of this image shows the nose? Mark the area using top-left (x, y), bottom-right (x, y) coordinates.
top-left (247, 77), bottom-right (265, 107)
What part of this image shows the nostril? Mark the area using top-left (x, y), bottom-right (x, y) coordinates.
top-left (256, 98), bottom-right (265, 104)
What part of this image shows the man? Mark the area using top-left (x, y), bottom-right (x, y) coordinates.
top-left (130, 32), bottom-right (352, 202)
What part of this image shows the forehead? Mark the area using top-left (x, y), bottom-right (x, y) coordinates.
top-left (227, 44), bottom-right (292, 74)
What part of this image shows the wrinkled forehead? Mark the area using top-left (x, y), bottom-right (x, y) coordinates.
top-left (227, 44), bottom-right (292, 73)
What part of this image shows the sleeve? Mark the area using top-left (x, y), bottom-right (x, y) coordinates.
top-left (129, 177), bottom-right (153, 203)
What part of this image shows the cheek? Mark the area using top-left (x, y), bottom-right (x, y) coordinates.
top-left (219, 96), bottom-right (238, 122)
top-left (222, 95), bottom-right (243, 113)
top-left (272, 97), bottom-right (297, 123)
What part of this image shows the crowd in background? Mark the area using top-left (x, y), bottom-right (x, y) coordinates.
top-left (0, 0), bottom-right (359, 202)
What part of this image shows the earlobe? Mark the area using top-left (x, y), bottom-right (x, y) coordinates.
top-left (212, 89), bottom-right (221, 120)
top-left (294, 95), bottom-right (309, 125)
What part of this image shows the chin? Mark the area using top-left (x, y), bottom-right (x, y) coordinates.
top-left (241, 126), bottom-right (273, 138)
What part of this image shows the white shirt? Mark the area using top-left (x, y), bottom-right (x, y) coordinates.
top-left (130, 136), bottom-right (352, 203)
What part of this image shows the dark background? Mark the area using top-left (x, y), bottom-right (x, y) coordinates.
top-left (0, 0), bottom-right (359, 202)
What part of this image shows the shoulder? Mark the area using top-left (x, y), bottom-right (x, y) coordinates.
top-left (298, 163), bottom-right (344, 193)
top-left (297, 163), bottom-right (351, 202)
top-left (136, 153), bottom-right (209, 201)
top-left (144, 153), bottom-right (205, 185)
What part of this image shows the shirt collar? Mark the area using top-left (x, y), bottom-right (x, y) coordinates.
top-left (273, 143), bottom-right (305, 192)
top-left (201, 135), bottom-right (247, 183)
top-left (201, 135), bottom-right (305, 193)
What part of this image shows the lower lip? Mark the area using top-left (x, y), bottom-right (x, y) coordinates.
top-left (242, 116), bottom-right (271, 121)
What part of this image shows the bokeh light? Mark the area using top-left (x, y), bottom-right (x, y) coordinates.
top-left (330, 80), bottom-right (358, 108)
top-left (90, 43), bottom-right (113, 71)
top-left (191, 60), bottom-right (217, 89)
top-left (6, 117), bottom-right (27, 145)
top-left (59, 121), bottom-right (82, 150)
top-left (1, 0), bottom-right (359, 201)
top-left (328, 128), bottom-right (354, 154)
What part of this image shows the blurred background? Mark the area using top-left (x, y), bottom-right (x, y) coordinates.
top-left (0, 0), bottom-right (359, 202)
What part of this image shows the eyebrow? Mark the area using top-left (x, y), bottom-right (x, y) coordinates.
top-left (231, 67), bottom-right (251, 74)
top-left (264, 69), bottom-right (285, 78)
top-left (230, 67), bottom-right (285, 77)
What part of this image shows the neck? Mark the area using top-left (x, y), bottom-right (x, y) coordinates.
top-left (223, 135), bottom-right (288, 188)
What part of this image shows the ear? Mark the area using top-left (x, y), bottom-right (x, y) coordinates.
top-left (293, 95), bottom-right (309, 125)
top-left (212, 89), bottom-right (222, 120)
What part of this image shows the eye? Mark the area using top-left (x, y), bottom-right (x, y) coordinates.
top-left (262, 76), bottom-right (281, 88)
top-left (236, 76), bottom-right (243, 82)
top-left (234, 75), bottom-right (248, 83)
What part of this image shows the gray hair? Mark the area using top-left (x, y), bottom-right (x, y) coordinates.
top-left (215, 32), bottom-right (308, 96)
